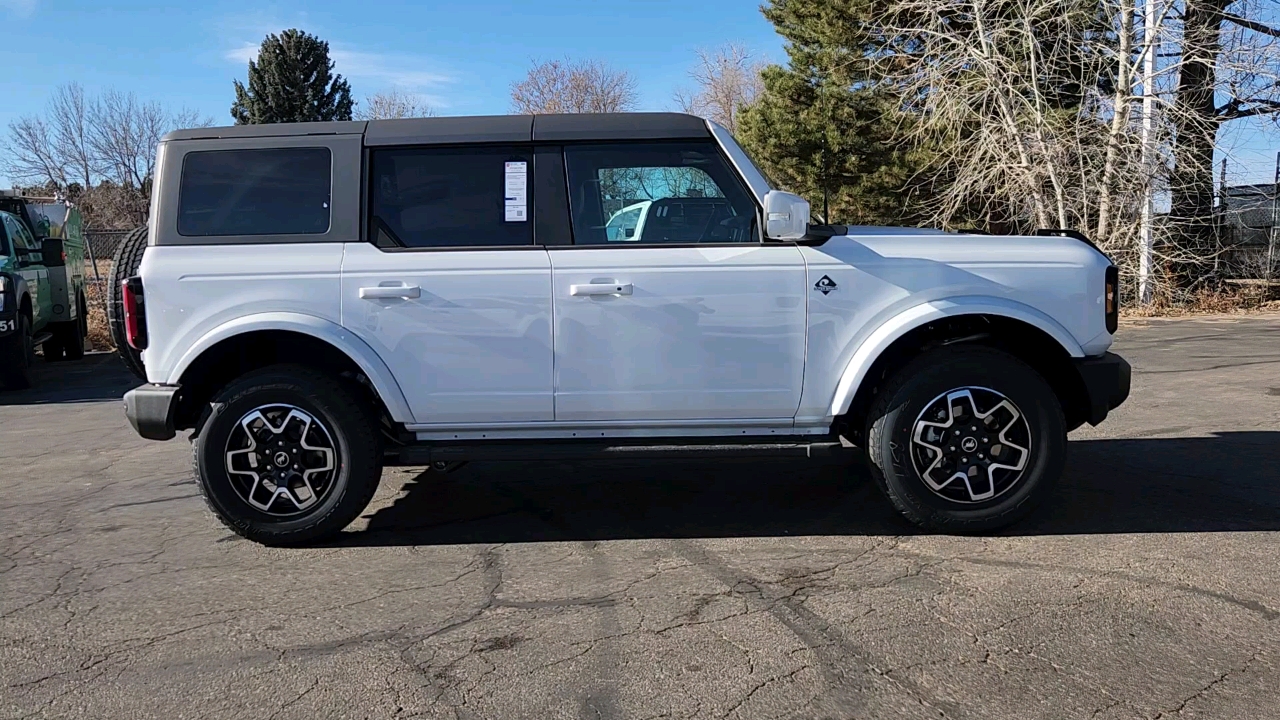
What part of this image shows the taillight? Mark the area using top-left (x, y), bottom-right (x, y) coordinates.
top-left (122, 276), bottom-right (148, 350)
top-left (1104, 265), bottom-right (1119, 334)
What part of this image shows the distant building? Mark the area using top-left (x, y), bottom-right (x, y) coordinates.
top-left (1219, 183), bottom-right (1277, 278)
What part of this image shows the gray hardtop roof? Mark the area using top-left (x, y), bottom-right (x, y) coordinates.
top-left (161, 112), bottom-right (711, 145)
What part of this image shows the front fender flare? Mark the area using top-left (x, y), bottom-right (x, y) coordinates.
top-left (166, 312), bottom-right (414, 423)
top-left (828, 297), bottom-right (1084, 418)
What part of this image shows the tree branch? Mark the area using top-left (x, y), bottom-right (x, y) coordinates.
top-left (1222, 11), bottom-right (1280, 38)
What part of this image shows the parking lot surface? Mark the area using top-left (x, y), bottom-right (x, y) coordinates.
top-left (2, 315), bottom-right (1278, 720)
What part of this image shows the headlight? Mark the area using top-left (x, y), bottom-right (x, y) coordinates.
top-left (0, 275), bottom-right (8, 292)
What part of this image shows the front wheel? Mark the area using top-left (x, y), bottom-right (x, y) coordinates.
top-left (193, 365), bottom-right (383, 546)
top-left (863, 345), bottom-right (1065, 533)
top-left (0, 315), bottom-right (35, 390)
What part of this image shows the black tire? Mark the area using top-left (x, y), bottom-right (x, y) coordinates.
top-left (863, 345), bottom-right (1066, 533)
top-left (107, 226), bottom-right (148, 380)
top-left (193, 365), bottom-right (382, 546)
top-left (0, 314), bottom-right (35, 390)
top-left (46, 302), bottom-right (85, 361)
top-left (64, 293), bottom-right (87, 360)
top-left (42, 324), bottom-right (65, 361)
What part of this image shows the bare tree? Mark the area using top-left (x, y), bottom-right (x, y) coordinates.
top-left (4, 85), bottom-right (210, 228)
top-left (4, 115), bottom-right (65, 187)
top-left (675, 44), bottom-right (764, 133)
top-left (356, 89), bottom-right (435, 120)
top-left (510, 58), bottom-right (638, 114)
top-left (49, 83), bottom-right (96, 189)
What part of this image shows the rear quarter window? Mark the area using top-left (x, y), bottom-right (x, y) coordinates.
top-left (178, 148), bottom-right (332, 237)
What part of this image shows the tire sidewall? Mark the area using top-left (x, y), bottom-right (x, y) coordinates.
top-left (873, 348), bottom-right (1065, 526)
top-left (196, 378), bottom-right (363, 536)
top-left (0, 315), bottom-right (33, 388)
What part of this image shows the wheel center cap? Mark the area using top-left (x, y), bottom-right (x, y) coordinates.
top-left (273, 451), bottom-right (291, 468)
top-left (960, 437), bottom-right (979, 453)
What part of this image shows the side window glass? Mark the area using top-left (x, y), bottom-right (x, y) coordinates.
top-left (6, 216), bottom-right (32, 251)
top-left (178, 148), bottom-right (332, 237)
top-left (368, 146), bottom-right (533, 249)
top-left (15, 222), bottom-right (35, 250)
top-left (565, 142), bottom-right (758, 245)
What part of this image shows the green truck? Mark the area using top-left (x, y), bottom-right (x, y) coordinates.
top-left (0, 192), bottom-right (89, 390)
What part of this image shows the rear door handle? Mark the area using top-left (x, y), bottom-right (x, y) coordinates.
top-left (570, 282), bottom-right (633, 297)
top-left (359, 284), bottom-right (421, 299)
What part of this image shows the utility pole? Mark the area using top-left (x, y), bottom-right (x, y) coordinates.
top-left (1268, 151), bottom-right (1278, 287)
top-left (1138, 0), bottom-right (1158, 305)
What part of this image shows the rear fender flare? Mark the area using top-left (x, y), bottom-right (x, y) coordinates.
top-left (167, 312), bottom-right (413, 423)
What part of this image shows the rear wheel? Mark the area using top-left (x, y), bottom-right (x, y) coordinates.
top-left (0, 314), bottom-right (35, 390)
top-left (46, 300), bottom-right (86, 361)
top-left (863, 345), bottom-right (1065, 533)
top-left (107, 226), bottom-right (148, 379)
top-left (193, 365), bottom-right (383, 546)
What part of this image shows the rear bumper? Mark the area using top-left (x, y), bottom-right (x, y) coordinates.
top-left (123, 383), bottom-right (180, 441)
top-left (1073, 352), bottom-right (1131, 426)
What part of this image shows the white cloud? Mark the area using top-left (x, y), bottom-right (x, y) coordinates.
top-left (224, 43), bottom-right (259, 65)
top-left (329, 50), bottom-right (454, 94)
top-left (224, 37), bottom-right (455, 107)
top-left (0, 0), bottom-right (36, 17)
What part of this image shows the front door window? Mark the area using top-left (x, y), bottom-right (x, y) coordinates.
top-left (565, 143), bottom-right (758, 246)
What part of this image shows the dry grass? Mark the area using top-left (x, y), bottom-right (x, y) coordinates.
top-left (1122, 284), bottom-right (1280, 318)
top-left (84, 279), bottom-right (113, 351)
top-left (81, 259), bottom-right (114, 351)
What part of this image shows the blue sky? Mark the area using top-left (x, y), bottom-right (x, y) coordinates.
top-left (0, 0), bottom-right (1276, 186)
top-left (0, 0), bottom-right (781, 125)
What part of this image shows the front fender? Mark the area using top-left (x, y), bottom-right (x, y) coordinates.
top-left (166, 312), bottom-right (414, 423)
top-left (828, 296), bottom-right (1084, 417)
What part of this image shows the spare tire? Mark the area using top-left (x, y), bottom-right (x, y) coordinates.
top-left (107, 225), bottom-right (148, 380)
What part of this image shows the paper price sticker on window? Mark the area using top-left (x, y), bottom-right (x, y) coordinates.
top-left (504, 161), bottom-right (528, 222)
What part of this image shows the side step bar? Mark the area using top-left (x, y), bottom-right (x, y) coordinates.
top-left (385, 439), bottom-right (852, 466)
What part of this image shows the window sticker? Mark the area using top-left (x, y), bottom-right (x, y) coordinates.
top-left (504, 161), bottom-right (527, 222)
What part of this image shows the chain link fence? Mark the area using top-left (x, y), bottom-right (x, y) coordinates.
top-left (1219, 183), bottom-right (1279, 295)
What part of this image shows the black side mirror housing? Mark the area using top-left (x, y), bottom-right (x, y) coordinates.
top-left (39, 237), bottom-right (66, 267)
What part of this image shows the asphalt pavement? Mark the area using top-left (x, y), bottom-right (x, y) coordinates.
top-left (2, 315), bottom-right (1278, 719)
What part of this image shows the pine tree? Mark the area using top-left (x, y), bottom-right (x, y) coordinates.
top-left (736, 0), bottom-right (927, 226)
top-left (230, 29), bottom-right (354, 125)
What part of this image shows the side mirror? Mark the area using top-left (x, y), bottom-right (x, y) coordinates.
top-left (40, 238), bottom-right (66, 267)
top-left (763, 190), bottom-right (810, 241)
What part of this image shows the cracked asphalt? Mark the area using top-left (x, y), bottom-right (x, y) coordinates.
top-left (2, 314), bottom-right (1279, 720)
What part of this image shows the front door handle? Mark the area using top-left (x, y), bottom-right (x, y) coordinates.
top-left (359, 284), bottom-right (421, 300)
top-left (570, 282), bottom-right (633, 297)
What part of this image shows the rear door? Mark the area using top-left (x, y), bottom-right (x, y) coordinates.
top-left (341, 144), bottom-right (554, 425)
top-left (550, 142), bottom-right (808, 423)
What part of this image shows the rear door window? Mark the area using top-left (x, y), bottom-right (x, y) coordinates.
top-left (178, 148), bottom-right (332, 237)
top-left (367, 146), bottom-right (534, 249)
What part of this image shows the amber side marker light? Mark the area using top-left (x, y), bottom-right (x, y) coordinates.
top-left (1104, 265), bottom-right (1119, 334)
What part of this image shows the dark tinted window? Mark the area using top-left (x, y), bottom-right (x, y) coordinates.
top-left (368, 146), bottom-right (533, 248)
top-left (565, 142), bottom-right (757, 245)
top-left (178, 148), bottom-right (331, 237)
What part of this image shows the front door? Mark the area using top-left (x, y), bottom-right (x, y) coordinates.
top-left (342, 145), bottom-right (554, 426)
top-left (4, 214), bottom-right (48, 326)
top-left (551, 142), bottom-right (808, 423)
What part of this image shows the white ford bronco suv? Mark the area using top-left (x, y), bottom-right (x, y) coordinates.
top-left (120, 113), bottom-right (1129, 545)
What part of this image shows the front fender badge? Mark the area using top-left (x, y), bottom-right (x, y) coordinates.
top-left (814, 276), bottom-right (838, 295)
